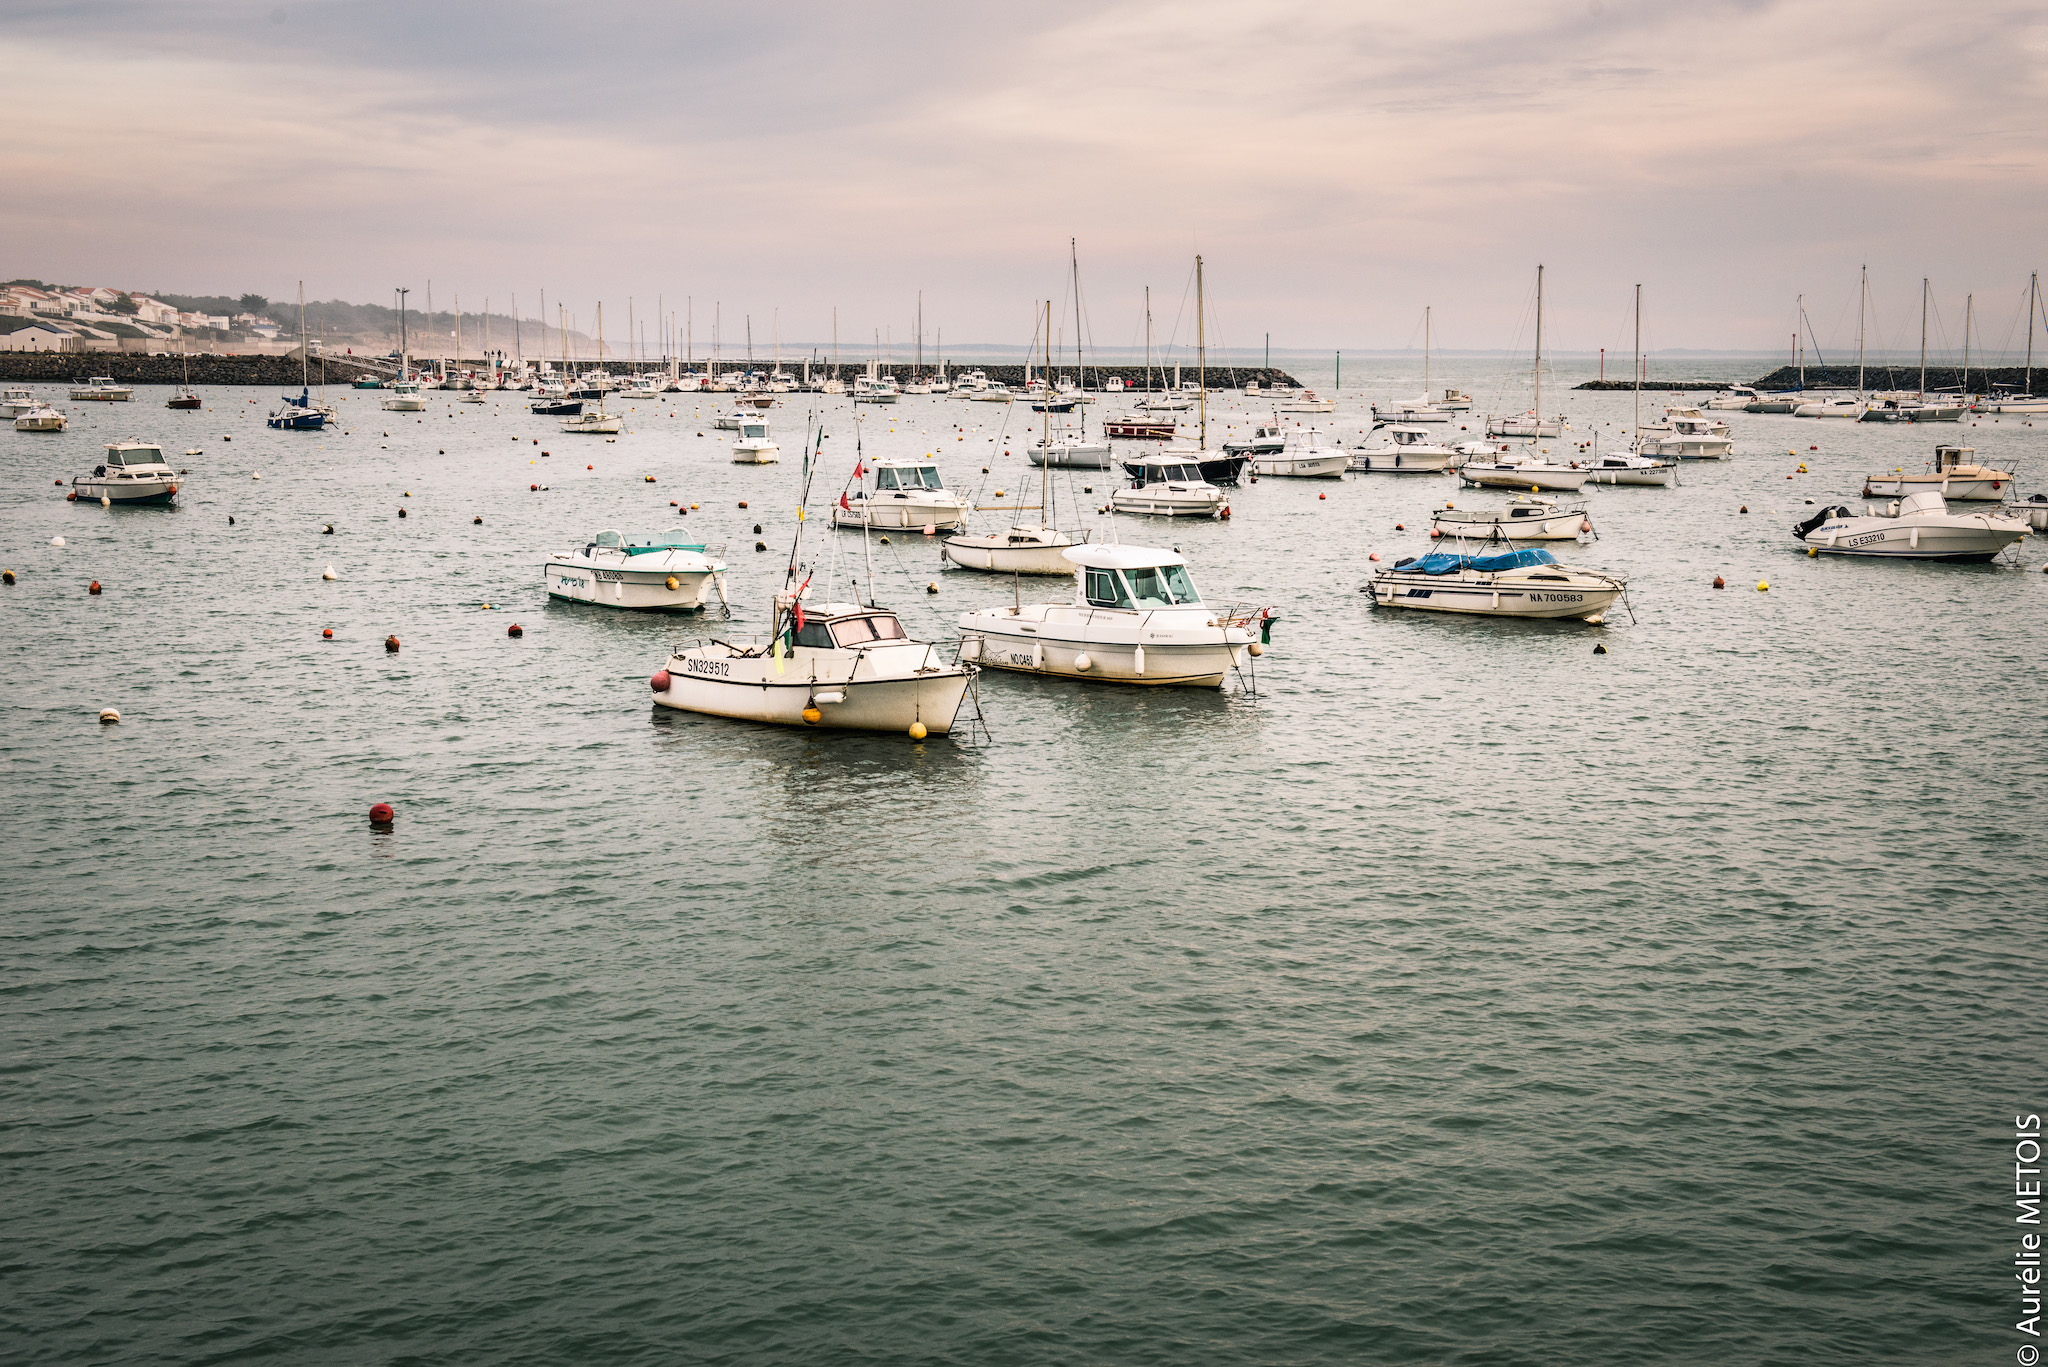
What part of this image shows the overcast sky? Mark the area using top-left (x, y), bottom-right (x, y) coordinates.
top-left (11, 0), bottom-right (2047, 356)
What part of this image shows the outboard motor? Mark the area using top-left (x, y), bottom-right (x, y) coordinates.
top-left (1792, 506), bottom-right (1837, 540)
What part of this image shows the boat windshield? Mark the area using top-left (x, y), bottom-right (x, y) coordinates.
top-left (829, 614), bottom-right (907, 646)
top-left (108, 448), bottom-right (163, 465)
top-left (741, 423), bottom-right (767, 438)
top-left (1123, 563), bottom-right (1201, 607)
top-left (1084, 567), bottom-right (1133, 609)
top-left (877, 466), bottom-right (942, 491)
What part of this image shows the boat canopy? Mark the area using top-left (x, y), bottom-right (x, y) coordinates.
top-left (1403, 548), bottom-right (1560, 575)
top-left (1899, 491), bottom-right (1948, 516)
top-left (1063, 544), bottom-right (1186, 571)
top-left (623, 531), bottom-right (708, 554)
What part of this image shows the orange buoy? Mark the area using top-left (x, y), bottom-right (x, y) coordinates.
top-left (397, 507), bottom-right (407, 517)
top-left (55, 479), bottom-right (63, 486)
top-left (587, 463), bottom-right (593, 469)
top-left (473, 515), bottom-right (483, 524)
top-left (650, 670), bottom-right (670, 692)
top-left (1318, 492), bottom-right (1327, 500)
top-left (1395, 523), bottom-right (1406, 530)
top-left (1369, 551), bottom-right (1381, 561)
top-left (89, 580), bottom-right (102, 594)
top-left (322, 628), bottom-right (334, 639)
top-left (1713, 576), bottom-right (1726, 589)
top-left (368, 802), bottom-right (395, 825)
top-left (507, 623), bottom-right (523, 637)
top-left (1739, 505), bottom-right (1749, 513)
top-left (384, 635), bottom-right (400, 652)
top-left (738, 500), bottom-right (749, 509)
top-left (530, 483), bottom-right (539, 491)
top-left (67, 491), bottom-right (78, 501)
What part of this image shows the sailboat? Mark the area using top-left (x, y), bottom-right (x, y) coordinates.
top-left (1031, 240), bottom-right (1113, 468)
top-left (1585, 285), bottom-right (1679, 486)
top-left (561, 303), bottom-right (624, 433)
top-left (1105, 286), bottom-right (1177, 440)
top-left (1113, 258), bottom-right (1230, 517)
top-left (1372, 307), bottom-right (1456, 424)
top-left (1862, 278), bottom-right (1964, 422)
top-left (1485, 267), bottom-right (1565, 438)
top-left (944, 300), bottom-right (1086, 573)
top-left (381, 288), bottom-right (427, 412)
top-left (1796, 267), bottom-right (1871, 418)
top-left (651, 425), bottom-right (974, 736)
top-left (267, 282), bottom-right (328, 430)
top-left (166, 338), bottom-right (201, 409)
top-left (1989, 272), bottom-right (2048, 414)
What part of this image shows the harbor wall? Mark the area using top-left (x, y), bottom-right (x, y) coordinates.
top-left (0, 353), bottom-right (1300, 391)
top-left (1744, 365), bottom-right (2039, 392)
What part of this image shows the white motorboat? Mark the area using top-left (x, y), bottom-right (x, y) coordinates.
top-left (712, 410), bottom-right (747, 431)
top-left (1988, 393), bottom-right (2048, 414)
top-left (1431, 494), bottom-right (1589, 542)
top-left (1861, 445), bottom-right (2015, 502)
top-left (1134, 392), bottom-right (1192, 412)
top-left (1486, 412), bottom-right (1566, 438)
top-left (384, 375), bottom-right (430, 411)
top-left (620, 379), bottom-right (663, 403)
top-left (2006, 494), bottom-right (2048, 531)
top-left (1793, 395), bottom-right (1865, 419)
top-left (831, 457), bottom-right (969, 530)
top-left (460, 389), bottom-right (488, 404)
top-left (1109, 453), bottom-right (1229, 517)
top-left (1704, 385), bottom-right (1761, 410)
top-left (853, 374), bottom-right (901, 404)
top-left (1222, 422), bottom-right (1287, 457)
top-left (68, 377), bottom-right (133, 402)
top-left (730, 417), bottom-right (781, 464)
top-left (1275, 390), bottom-right (1335, 413)
top-left (545, 530), bottom-right (728, 611)
top-left (72, 442), bottom-right (179, 504)
top-left (1250, 427), bottom-right (1347, 478)
top-left (967, 383), bottom-right (1014, 403)
top-left (1792, 492), bottom-right (2030, 561)
top-left (941, 523), bottom-right (1081, 575)
top-left (957, 544), bottom-right (1268, 687)
top-left (1640, 414), bottom-right (1732, 459)
top-left (1371, 398), bottom-right (1455, 424)
top-left (1029, 439), bottom-right (1114, 469)
top-left (15, 403), bottom-right (66, 432)
top-left (654, 597), bottom-right (970, 735)
top-left (1, 387), bottom-right (38, 416)
top-left (1351, 424), bottom-right (1457, 473)
top-left (1583, 449), bottom-right (1679, 486)
top-left (1369, 546), bottom-right (1625, 622)
top-left (1457, 446), bottom-right (1590, 492)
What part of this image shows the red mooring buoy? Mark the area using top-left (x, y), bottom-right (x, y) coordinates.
top-left (89, 580), bottom-right (102, 595)
top-left (368, 802), bottom-right (395, 825)
top-left (507, 623), bottom-right (523, 637)
top-left (322, 628), bottom-right (334, 639)
top-left (650, 670), bottom-right (671, 692)
top-left (385, 635), bottom-right (400, 652)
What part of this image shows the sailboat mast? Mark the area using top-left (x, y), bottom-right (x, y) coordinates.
top-left (298, 281), bottom-right (308, 389)
top-left (1919, 278), bottom-right (1928, 397)
top-left (455, 294), bottom-right (461, 375)
top-left (1042, 300), bottom-right (1053, 528)
top-left (1963, 292), bottom-right (1972, 395)
top-left (2028, 272), bottom-right (2038, 396)
top-left (916, 292), bottom-right (922, 374)
top-left (1798, 294), bottom-right (1806, 389)
top-left (513, 292), bottom-right (520, 370)
top-left (1857, 265), bottom-right (1866, 401)
top-left (1071, 238), bottom-right (1084, 397)
top-left (1424, 306), bottom-right (1431, 395)
top-left (1196, 255), bottom-right (1206, 450)
top-left (1144, 287), bottom-right (1153, 391)
top-left (1532, 265), bottom-right (1543, 433)
top-left (1633, 283), bottom-right (1641, 440)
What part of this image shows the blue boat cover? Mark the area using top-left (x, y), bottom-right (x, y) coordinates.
top-left (1470, 548), bottom-right (1558, 572)
top-left (1413, 552), bottom-right (1472, 575)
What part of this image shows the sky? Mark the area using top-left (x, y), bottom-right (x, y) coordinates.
top-left (10, 0), bottom-right (2048, 357)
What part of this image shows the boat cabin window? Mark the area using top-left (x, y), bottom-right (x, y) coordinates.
top-left (828, 614), bottom-right (906, 647)
top-left (795, 621), bottom-right (836, 649)
top-left (107, 448), bottom-right (162, 465)
top-left (741, 423), bottom-right (767, 438)
top-left (1084, 567), bottom-right (1133, 609)
top-left (876, 466), bottom-right (942, 491)
top-left (593, 530), bottom-right (623, 548)
top-left (1124, 563), bottom-right (1201, 608)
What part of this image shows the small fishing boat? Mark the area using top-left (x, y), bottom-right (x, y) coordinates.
top-left (383, 379), bottom-right (429, 412)
top-left (1744, 393), bottom-right (1803, 414)
top-left (1430, 494), bottom-right (1590, 542)
top-left (1369, 546), bottom-right (1625, 622)
top-left (1457, 446), bottom-right (1590, 492)
top-left (1110, 455), bottom-right (1229, 517)
top-left (832, 457), bottom-right (970, 530)
top-left (730, 417), bottom-right (781, 463)
top-left (1861, 446), bottom-right (2014, 501)
top-left (1793, 492), bottom-right (2030, 560)
top-left (1275, 389), bottom-right (1335, 414)
top-left (1371, 398), bottom-right (1456, 424)
top-left (2006, 493), bottom-right (2048, 532)
top-left (2, 387), bottom-right (40, 416)
top-left (1793, 395), bottom-right (1865, 419)
top-left (853, 374), bottom-right (901, 404)
top-left (1103, 412), bottom-right (1176, 440)
top-left (1030, 395), bottom-right (1080, 413)
top-left (966, 382), bottom-right (1013, 403)
top-left (1135, 392), bottom-right (1193, 412)
top-left (654, 597), bottom-right (970, 735)
top-left (544, 530), bottom-right (728, 611)
top-left (1485, 412), bottom-right (1565, 438)
top-left (561, 409), bottom-right (623, 434)
top-left (460, 389), bottom-right (488, 404)
top-left (957, 544), bottom-right (1270, 687)
top-left (1352, 424), bottom-right (1458, 473)
top-left (1704, 385), bottom-right (1761, 410)
top-left (16, 403), bottom-right (67, 432)
top-left (351, 375), bottom-right (386, 389)
top-left (68, 377), bottom-right (133, 402)
top-left (1638, 413), bottom-right (1732, 459)
top-left (166, 387), bottom-right (202, 410)
top-left (1222, 423), bottom-right (1287, 457)
top-left (1251, 428), bottom-right (1347, 478)
top-left (528, 392), bottom-right (581, 415)
top-left (70, 442), bottom-right (180, 505)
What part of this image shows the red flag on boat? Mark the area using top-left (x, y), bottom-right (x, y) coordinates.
top-left (839, 490), bottom-right (850, 510)
top-left (853, 461), bottom-right (864, 479)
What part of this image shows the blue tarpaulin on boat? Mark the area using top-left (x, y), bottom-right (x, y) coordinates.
top-left (1469, 548), bottom-right (1558, 572)
top-left (1412, 553), bottom-right (1472, 575)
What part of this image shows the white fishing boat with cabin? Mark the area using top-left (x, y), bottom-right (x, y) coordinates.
top-left (68, 377), bottom-right (133, 402)
top-left (1352, 424), bottom-right (1458, 473)
top-left (545, 530), bottom-right (729, 611)
top-left (1, 387), bottom-right (39, 416)
top-left (831, 457), bottom-right (970, 530)
top-left (1250, 427), bottom-right (1348, 478)
top-left (1861, 445), bottom-right (2014, 501)
top-left (1110, 454), bottom-right (1228, 517)
top-left (1430, 494), bottom-right (1589, 542)
top-left (15, 403), bottom-right (66, 432)
top-left (1457, 446), bottom-right (1590, 492)
top-left (72, 442), bottom-right (179, 504)
top-left (730, 417), bottom-right (780, 463)
top-left (957, 544), bottom-right (1268, 687)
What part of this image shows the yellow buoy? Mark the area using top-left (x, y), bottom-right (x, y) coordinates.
top-left (908, 721), bottom-right (927, 740)
top-left (802, 707), bottom-right (822, 725)
top-left (1248, 642), bottom-right (1264, 656)
top-left (666, 576), bottom-right (680, 591)
top-left (1808, 547), bottom-right (1818, 557)
top-left (1756, 580), bottom-right (1770, 591)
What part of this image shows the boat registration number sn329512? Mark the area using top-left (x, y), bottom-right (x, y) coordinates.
top-left (684, 658), bottom-right (731, 676)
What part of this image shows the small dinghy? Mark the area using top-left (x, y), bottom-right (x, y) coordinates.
top-left (544, 530), bottom-right (728, 611)
top-left (1369, 546), bottom-right (1625, 622)
top-left (72, 442), bottom-right (179, 504)
top-left (1792, 491), bottom-right (2030, 561)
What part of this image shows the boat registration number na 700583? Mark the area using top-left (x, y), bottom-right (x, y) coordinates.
top-left (1533, 593), bottom-right (1584, 603)
top-left (684, 658), bottom-right (731, 676)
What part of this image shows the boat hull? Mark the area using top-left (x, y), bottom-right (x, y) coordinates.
top-left (1802, 521), bottom-right (2027, 561)
top-left (72, 476), bottom-right (178, 505)
top-left (1250, 452), bottom-right (1347, 479)
top-left (958, 624), bottom-right (1247, 688)
top-left (1486, 418), bottom-right (1563, 437)
top-left (1108, 489), bottom-right (1226, 517)
top-left (731, 442), bottom-right (781, 463)
top-left (656, 646), bottom-right (969, 733)
top-left (1584, 464), bottom-right (1677, 486)
top-left (1431, 511), bottom-right (1585, 541)
top-left (1028, 444), bottom-right (1114, 469)
top-left (940, 535), bottom-right (1079, 575)
top-left (561, 416), bottom-right (623, 434)
top-left (832, 497), bottom-right (969, 531)
top-left (1370, 571), bottom-right (1621, 620)
top-left (1459, 463), bottom-right (1590, 492)
top-left (545, 561), bottom-right (722, 610)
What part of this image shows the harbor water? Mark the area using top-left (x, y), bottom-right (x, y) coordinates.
top-left (2, 362), bottom-right (2041, 1364)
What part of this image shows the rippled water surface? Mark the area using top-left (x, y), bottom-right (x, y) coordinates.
top-left (3, 360), bottom-right (2042, 1365)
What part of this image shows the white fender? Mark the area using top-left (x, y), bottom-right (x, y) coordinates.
top-left (1133, 645), bottom-right (1145, 676)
